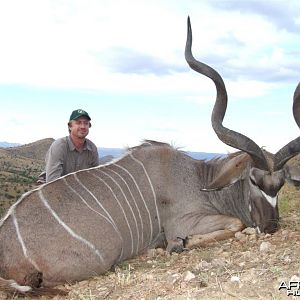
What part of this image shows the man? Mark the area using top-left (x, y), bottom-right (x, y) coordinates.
top-left (45, 109), bottom-right (99, 182)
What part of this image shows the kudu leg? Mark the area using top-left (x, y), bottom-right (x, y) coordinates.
top-left (185, 215), bottom-right (245, 248)
top-left (165, 214), bottom-right (245, 253)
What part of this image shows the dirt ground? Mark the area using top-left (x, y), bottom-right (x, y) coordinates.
top-left (52, 228), bottom-right (300, 300)
top-left (3, 185), bottom-right (300, 300)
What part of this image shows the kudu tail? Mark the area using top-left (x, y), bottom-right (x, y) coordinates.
top-left (0, 276), bottom-right (68, 297)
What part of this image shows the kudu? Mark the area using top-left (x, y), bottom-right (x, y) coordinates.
top-left (0, 17), bottom-right (300, 297)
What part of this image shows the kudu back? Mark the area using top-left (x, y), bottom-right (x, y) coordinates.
top-left (0, 17), bottom-right (300, 296)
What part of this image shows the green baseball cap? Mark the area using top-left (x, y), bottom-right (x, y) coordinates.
top-left (69, 109), bottom-right (91, 121)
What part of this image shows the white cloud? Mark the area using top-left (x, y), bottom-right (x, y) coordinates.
top-left (0, 0), bottom-right (299, 154)
top-left (0, 0), bottom-right (298, 89)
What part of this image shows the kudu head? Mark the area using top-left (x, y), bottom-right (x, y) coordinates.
top-left (185, 16), bottom-right (300, 234)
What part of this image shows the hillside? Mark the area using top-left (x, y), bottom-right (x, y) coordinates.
top-left (4, 137), bottom-right (54, 161)
top-left (0, 138), bottom-right (53, 215)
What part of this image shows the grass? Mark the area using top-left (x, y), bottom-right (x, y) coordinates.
top-left (279, 184), bottom-right (300, 215)
top-left (270, 265), bottom-right (283, 277)
top-left (115, 264), bottom-right (135, 287)
top-left (278, 184), bottom-right (300, 231)
top-left (77, 290), bottom-right (96, 300)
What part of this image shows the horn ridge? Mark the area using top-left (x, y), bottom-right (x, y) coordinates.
top-left (185, 16), bottom-right (269, 170)
top-left (293, 82), bottom-right (300, 128)
top-left (274, 82), bottom-right (300, 170)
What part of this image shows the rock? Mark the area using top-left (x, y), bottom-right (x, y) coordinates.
top-left (235, 231), bottom-right (246, 241)
top-left (146, 248), bottom-right (165, 257)
top-left (290, 275), bottom-right (300, 281)
top-left (281, 230), bottom-right (289, 236)
top-left (216, 248), bottom-right (224, 255)
top-left (183, 271), bottom-right (196, 282)
top-left (283, 256), bottom-right (292, 264)
top-left (248, 234), bottom-right (257, 241)
top-left (166, 273), bottom-right (181, 285)
top-left (259, 241), bottom-right (273, 252)
top-left (155, 248), bottom-right (165, 256)
top-left (146, 249), bottom-right (157, 258)
top-left (146, 260), bottom-right (154, 264)
top-left (242, 250), bottom-right (251, 259)
top-left (220, 251), bottom-right (230, 258)
top-left (196, 260), bottom-right (212, 270)
top-left (212, 258), bottom-right (226, 267)
top-left (242, 227), bottom-right (256, 235)
top-left (230, 276), bottom-right (241, 283)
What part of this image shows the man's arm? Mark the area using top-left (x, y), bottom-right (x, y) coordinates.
top-left (45, 141), bottom-right (64, 182)
top-left (91, 147), bottom-right (100, 167)
top-left (87, 140), bottom-right (100, 167)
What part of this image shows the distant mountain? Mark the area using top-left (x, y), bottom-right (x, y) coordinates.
top-left (0, 141), bottom-right (21, 148)
top-left (99, 147), bottom-right (126, 158)
top-left (98, 148), bottom-right (223, 160)
top-left (1, 140), bottom-right (223, 161)
top-left (187, 151), bottom-right (224, 160)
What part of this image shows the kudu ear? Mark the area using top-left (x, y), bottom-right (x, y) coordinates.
top-left (202, 153), bottom-right (252, 191)
top-left (284, 165), bottom-right (300, 187)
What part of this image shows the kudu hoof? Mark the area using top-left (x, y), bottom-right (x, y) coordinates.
top-left (167, 237), bottom-right (188, 254)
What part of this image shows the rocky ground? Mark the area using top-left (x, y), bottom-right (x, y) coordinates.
top-left (55, 228), bottom-right (300, 300)
top-left (3, 185), bottom-right (300, 300)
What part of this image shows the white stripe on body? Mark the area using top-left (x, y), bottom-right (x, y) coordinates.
top-left (12, 211), bottom-right (40, 271)
top-left (63, 178), bottom-right (124, 261)
top-left (114, 163), bottom-right (153, 248)
top-left (99, 168), bottom-right (141, 255)
top-left (103, 167), bottom-right (144, 252)
top-left (87, 170), bottom-right (135, 258)
top-left (114, 163), bottom-right (157, 248)
top-left (73, 174), bottom-right (121, 232)
top-left (39, 190), bottom-right (105, 265)
top-left (129, 153), bottom-right (161, 241)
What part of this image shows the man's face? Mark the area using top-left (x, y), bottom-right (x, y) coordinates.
top-left (69, 116), bottom-right (90, 139)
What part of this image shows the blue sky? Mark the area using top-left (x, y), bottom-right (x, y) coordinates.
top-left (1, 0), bottom-right (300, 153)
